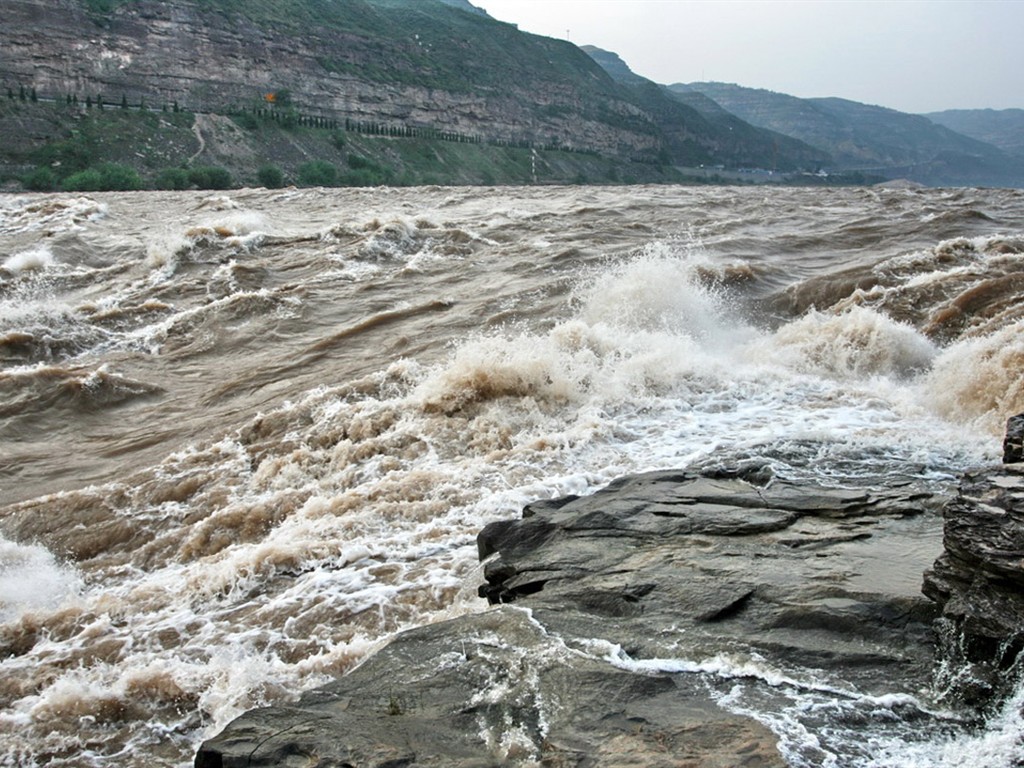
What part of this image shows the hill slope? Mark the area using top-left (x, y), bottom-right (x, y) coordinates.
top-left (4, 0), bottom-right (1014, 188)
top-left (0, 0), bottom-right (837, 189)
top-left (672, 82), bottom-right (1024, 187)
top-left (584, 48), bottom-right (829, 173)
top-left (3, 0), bottom-right (654, 159)
top-left (926, 108), bottom-right (1024, 157)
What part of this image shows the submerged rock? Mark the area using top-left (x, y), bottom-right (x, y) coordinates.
top-left (197, 464), bottom-right (949, 767)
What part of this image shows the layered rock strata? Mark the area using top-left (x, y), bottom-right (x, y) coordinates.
top-left (923, 414), bottom-right (1024, 702)
top-left (477, 468), bottom-right (942, 689)
top-left (1, 0), bottom-right (658, 159)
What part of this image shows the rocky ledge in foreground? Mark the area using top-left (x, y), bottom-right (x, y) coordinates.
top-left (923, 414), bottom-right (1024, 702)
top-left (197, 464), bottom-right (953, 767)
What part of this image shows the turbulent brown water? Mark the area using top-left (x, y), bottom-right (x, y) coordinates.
top-left (1, 185), bottom-right (1023, 766)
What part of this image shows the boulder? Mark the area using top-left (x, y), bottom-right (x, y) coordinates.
top-left (195, 608), bottom-right (783, 768)
top-left (478, 468), bottom-right (943, 690)
top-left (197, 465), bottom-right (948, 766)
top-left (922, 458), bottom-right (1024, 702)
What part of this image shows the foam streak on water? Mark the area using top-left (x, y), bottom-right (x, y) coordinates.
top-left (1, 186), bottom-right (1023, 766)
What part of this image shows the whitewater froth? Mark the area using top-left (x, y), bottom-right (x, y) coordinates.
top-left (1, 185), bottom-right (1023, 767)
top-left (2, 246), bottom-right (55, 274)
top-left (0, 537), bottom-right (81, 623)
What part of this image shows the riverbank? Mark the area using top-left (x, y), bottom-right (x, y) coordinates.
top-left (198, 439), bottom-right (1024, 766)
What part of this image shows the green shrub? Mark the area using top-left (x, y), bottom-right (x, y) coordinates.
top-left (22, 167), bottom-right (57, 192)
top-left (61, 168), bottom-right (104, 191)
top-left (60, 163), bottom-right (141, 191)
top-left (97, 163), bottom-right (141, 190)
top-left (232, 112), bottom-right (260, 130)
top-left (338, 154), bottom-right (393, 187)
top-left (297, 160), bottom-right (337, 186)
top-left (188, 166), bottom-right (233, 190)
top-left (155, 167), bottom-right (191, 190)
top-left (348, 154), bottom-right (376, 171)
top-left (256, 164), bottom-right (284, 189)
top-left (31, 139), bottom-right (96, 176)
top-left (337, 169), bottom-right (369, 186)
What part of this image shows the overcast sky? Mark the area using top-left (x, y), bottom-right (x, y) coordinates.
top-left (470, 0), bottom-right (1024, 114)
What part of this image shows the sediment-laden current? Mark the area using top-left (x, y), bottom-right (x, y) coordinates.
top-left (1, 185), bottom-right (1023, 766)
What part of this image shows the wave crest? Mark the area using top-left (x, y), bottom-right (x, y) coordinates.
top-left (924, 320), bottom-right (1024, 433)
top-left (764, 306), bottom-right (936, 379)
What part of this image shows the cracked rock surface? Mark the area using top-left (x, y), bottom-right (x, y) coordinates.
top-left (478, 468), bottom-right (943, 690)
top-left (197, 466), bottom-right (948, 767)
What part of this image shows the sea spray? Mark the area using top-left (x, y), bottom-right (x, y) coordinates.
top-left (2, 246), bottom-right (55, 275)
top-left (764, 305), bottom-right (936, 379)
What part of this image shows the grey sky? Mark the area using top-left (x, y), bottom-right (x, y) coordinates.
top-left (470, 0), bottom-right (1024, 114)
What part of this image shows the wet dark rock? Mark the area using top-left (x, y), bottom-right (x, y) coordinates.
top-left (922, 461), bottom-right (1024, 699)
top-left (198, 466), bottom-right (947, 767)
top-left (1003, 412), bottom-right (1024, 463)
top-left (195, 608), bottom-right (783, 768)
top-left (478, 469), bottom-right (942, 683)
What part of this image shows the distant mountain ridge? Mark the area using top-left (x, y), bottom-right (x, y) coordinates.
top-left (436, 0), bottom-right (489, 15)
top-left (583, 47), bottom-right (829, 173)
top-left (581, 47), bottom-right (829, 172)
top-left (926, 109), bottom-right (1024, 157)
top-left (667, 81), bottom-right (1024, 187)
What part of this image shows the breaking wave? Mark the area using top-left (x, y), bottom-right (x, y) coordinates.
top-left (1, 185), bottom-right (1022, 767)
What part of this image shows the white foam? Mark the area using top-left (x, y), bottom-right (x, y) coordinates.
top-left (578, 637), bottom-right (1020, 768)
top-left (763, 305), bottom-right (936, 379)
top-left (923, 319), bottom-right (1024, 435)
top-left (0, 196), bottom-right (106, 237)
top-left (862, 681), bottom-right (1024, 767)
top-left (2, 247), bottom-right (55, 274)
top-left (590, 639), bottom-right (851, 696)
top-left (576, 241), bottom-right (743, 344)
top-left (0, 537), bottom-right (81, 622)
top-left (718, 674), bottom-right (1024, 768)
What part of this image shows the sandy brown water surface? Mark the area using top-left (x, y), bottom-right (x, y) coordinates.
top-left (2, 184), bottom-right (1023, 766)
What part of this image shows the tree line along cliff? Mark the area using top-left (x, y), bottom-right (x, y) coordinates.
top-left (3, 0), bottom-right (1021, 189)
top-left (0, 0), bottom-right (834, 189)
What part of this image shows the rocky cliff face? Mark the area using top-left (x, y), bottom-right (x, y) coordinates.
top-left (1, 0), bottom-right (659, 160)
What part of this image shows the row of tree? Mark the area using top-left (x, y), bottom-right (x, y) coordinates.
top-left (8, 83), bottom-right (595, 156)
top-left (6, 85), bottom-right (187, 113)
top-left (7, 85), bottom-right (38, 102)
top-left (23, 163), bottom-right (236, 192)
top-left (237, 103), bottom-right (583, 154)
